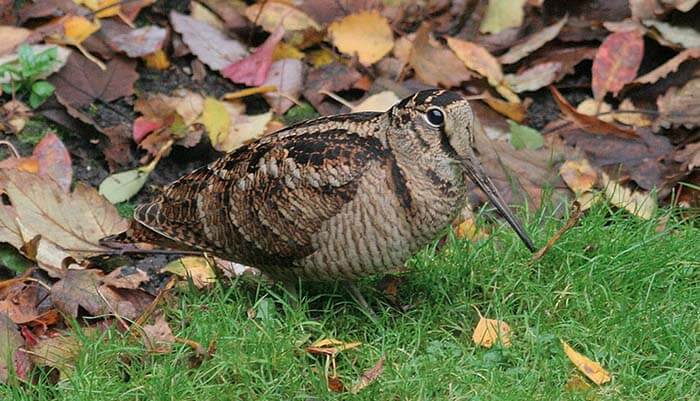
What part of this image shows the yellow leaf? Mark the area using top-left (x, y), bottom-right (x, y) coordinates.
top-left (62, 15), bottom-right (101, 44)
top-left (472, 316), bottom-right (512, 348)
top-left (613, 98), bottom-right (652, 127)
top-left (559, 159), bottom-right (597, 194)
top-left (307, 48), bottom-right (336, 67)
top-left (190, 1), bottom-right (224, 30)
top-left (328, 11), bottom-right (394, 66)
top-left (306, 338), bottom-right (362, 356)
top-left (454, 218), bottom-right (489, 241)
top-left (162, 256), bottom-right (216, 288)
top-left (245, 1), bottom-right (320, 32)
top-left (199, 97), bottom-right (231, 150)
top-left (78, 0), bottom-right (121, 18)
top-left (561, 341), bottom-right (612, 385)
top-left (480, 0), bottom-right (526, 34)
top-left (565, 374), bottom-right (593, 391)
top-left (144, 49), bottom-right (171, 70)
top-left (272, 42), bottom-right (304, 61)
top-left (446, 37), bottom-right (503, 84)
top-left (576, 98), bottom-right (614, 122)
top-left (601, 172), bottom-right (656, 219)
top-left (217, 102), bottom-right (272, 152)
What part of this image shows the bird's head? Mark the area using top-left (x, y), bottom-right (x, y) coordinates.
top-left (389, 90), bottom-right (536, 252)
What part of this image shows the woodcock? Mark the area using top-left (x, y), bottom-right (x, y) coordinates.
top-left (129, 90), bottom-right (536, 283)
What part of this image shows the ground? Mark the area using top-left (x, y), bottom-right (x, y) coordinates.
top-left (2, 203), bottom-right (698, 400)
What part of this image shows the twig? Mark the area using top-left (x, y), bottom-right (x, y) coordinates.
top-left (0, 140), bottom-right (20, 158)
top-left (531, 201), bottom-right (583, 263)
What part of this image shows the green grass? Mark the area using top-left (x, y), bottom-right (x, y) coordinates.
top-left (2, 203), bottom-right (699, 400)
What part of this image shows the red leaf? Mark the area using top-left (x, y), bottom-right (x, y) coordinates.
top-left (133, 117), bottom-right (163, 143)
top-left (591, 30), bottom-right (644, 100)
top-left (222, 26), bottom-right (284, 86)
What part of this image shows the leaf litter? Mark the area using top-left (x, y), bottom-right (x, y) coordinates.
top-left (0, 0), bottom-right (698, 390)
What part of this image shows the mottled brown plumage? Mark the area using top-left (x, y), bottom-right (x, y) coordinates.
top-left (130, 90), bottom-right (535, 282)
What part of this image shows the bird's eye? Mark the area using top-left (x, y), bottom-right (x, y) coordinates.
top-left (425, 107), bottom-right (445, 127)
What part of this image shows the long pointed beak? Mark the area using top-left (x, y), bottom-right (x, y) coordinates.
top-left (463, 158), bottom-right (536, 252)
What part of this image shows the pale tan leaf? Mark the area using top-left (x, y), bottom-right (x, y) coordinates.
top-left (353, 91), bottom-right (400, 112)
top-left (601, 173), bottom-right (656, 219)
top-left (499, 17), bottom-right (568, 64)
top-left (635, 48), bottom-right (700, 84)
top-left (613, 98), bottom-right (652, 127)
top-left (644, 20), bottom-right (700, 48)
top-left (245, 1), bottom-right (320, 32)
top-left (576, 98), bottom-right (614, 122)
top-left (472, 316), bottom-right (512, 348)
top-left (0, 26), bottom-right (31, 57)
top-left (562, 341), bottom-right (611, 385)
top-left (306, 338), bottom-right (362, 356)
top-left (328, 11), bottom-right (394, 66)
top-left (142, 314), bottom-right (175, 353)
top-left (559, 159), bottom-right (597, 194)
top-left (655, 78), bottom-right (700, 130)
top-left (0, 171), bottom-right (128, 277)
top-left (162, 256), bottom-right (217, 288)
top-left (505, 62), bottom-right (561, 93)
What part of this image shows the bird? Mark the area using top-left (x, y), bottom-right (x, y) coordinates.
top-left (121, 89), bottom-right (535, 304)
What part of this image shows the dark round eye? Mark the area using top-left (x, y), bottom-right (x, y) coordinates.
top-left (425, 107), bottom-right (445, 127)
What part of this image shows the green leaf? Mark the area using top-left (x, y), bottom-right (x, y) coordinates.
top-left (508, 120), bottom-right (543, 150)
top-left (282, 103), bottom-right (319, 125)
top-left (32, 81), bottom-right (54, 97)
top-left (0, 244), bottom-right (33, 275)
top-left (99, 168), bottom-right (151, 204)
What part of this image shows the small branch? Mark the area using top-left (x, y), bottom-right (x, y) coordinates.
top-left (531, 202), bottom-right (583, 263)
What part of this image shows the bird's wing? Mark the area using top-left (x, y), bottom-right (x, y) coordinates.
top-left (134, 122), bottom-right (398, 266)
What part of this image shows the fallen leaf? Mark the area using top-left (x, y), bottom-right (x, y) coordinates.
top-left (0, 44), bottom-right (71, 85)
top-left (303, 62), bottom-right (360, 115)
top-left (526, 47), bottom-right (596, 82)
top-left (110, 26), bottom-right (168, 58)
top-left (453, 217), bottom-right (489, 241)
top-left (561, 341), bottom-right (611, 385)
top-left (77, 0), bottom-right (121, 18)
top-left (655, 77), bottom-right (700, 130)
top-left (409, 23), bottom-right (471, 88)
top-left (222, 26), bottom-right (284, 86)
top-left (559, 159), bottom-right (597, 193)
top-left (499, 17), bottom-right (568, 64)
top-left (217, 105), bottom-right (272, 152)
top-left (446, 37), bottom-right (518, 102)
top-left (170, 10), bottom-right (247, 71)
top-left (162, 256), bottom-right (216, 288)
top-left (0, 170), bottom-right (128, 277)
top-left (601, 173), bottom-right (656, 219)
top-left (0, 283), bottom-right (45, 324)
top-left (664, 0), bottom-right (700, 12)
top-left (480, 0), bottom-right (526, 34)
top-left (509, 120), bottom-right (543, 150)
top-left (142, 314), bottom-right (175, 353)
top-left (102, 266), bottom-right (149, 290)
top-left (98, 166), bottom-right (153, 204)
top-left (350, 355), bottom-right (385, 394)
top-left (200, 97), bottom-right (231, 150)
top-left (480, 93), bottom-right (528, 122)
top-left (29, 331), bottom-right (80, 379)
top-left (636, 47), bottom-right (700, 85)
top-left (327, 375), bottom-right (346, 392)
top-left (306, 338), bottom-right (362, 357)
top-left (143, 49), bottom-right (170, 70)
top-left (576, 98), bottom-right (614, 123)
top-left (565, 373), bottom-right (593, 391)
top-left (613, 98), bottom-right (652, 127)
top-left (644, 20), bottom-right (700, 49)
top-left (353, 91), bottom-right (400, 112)
top-left (134, 89), bottom-right (206, 151)
top-left (472, 316), bottom-right (512, 348)
top-left (58, 15), bottom-right (101, 44)
top-left (328, 11), bottom-right (394, 66)
top-left (50, 53), bottom-right (138, 107)
top-left (0, 132), bottom-right (72, 192)
top-left (263, 58), bottom-right (303, 114)
top-left (549, 86), bottom-right (637, 138)
top-left (505, 62), bottom-right (561, 93)
top-left (190, 0), bottom-right (224, 29)
top-left (0, 313), bottom-right (31, 383)
top-left (592, 30), bottom-right (644, 100)
top-left (0, 26), bottom-right (31, 57)
top-left (245, 1), bottom-right (320, 32)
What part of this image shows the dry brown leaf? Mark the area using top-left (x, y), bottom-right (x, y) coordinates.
top-left (328, 11), bottom-right (393, 66)
top-left (142, 314), bottom-right (175, 353)
top-left (634, 48), bottom-right (700, 84)
top-left (505, 62), bottom-right (561, 93)
top-left (601, 172), bottom-right (656, 219)
top-left (576, 98), bottom-right (614, 122)
top-left (446, 37), bottom-right (518, 102)
top-left (0, 313), bottom-right (30, 383)
top-left (245, 1), bottom-right (320, 32)
top-left (409, 23), bottom-right (471, 88)
top-left (0, 26), bottom-right (31, 57)
top-left (499, 17), bottom-right (568, 64)
top-left (29, 331), bottom-right (81, 378)
top-left (559, 159), bottom-right (597, 194)
top-left (350, 354), bottom-right (385, 394)
top-left (102, 267), bottom-right (149, 290)
top-left (565, 373), bottom-right (593, 391)
top-left (170, 10), bottom-right (247, 70)
top-left (0, 170), bottom-right (128, 277)
top-left (655, 77), bottom-right (700, 130)
top-left (472, 316), bottom-right (512, 348)
top-left (562, 341), bottom-right (611, 385)
top-left (480, 93), bottom-right (528, 122)
top-left (549, 86), bottom-right (637, 139)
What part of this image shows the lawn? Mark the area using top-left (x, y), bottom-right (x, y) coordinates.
top-left (2, 203), bottom-right (699, 401)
